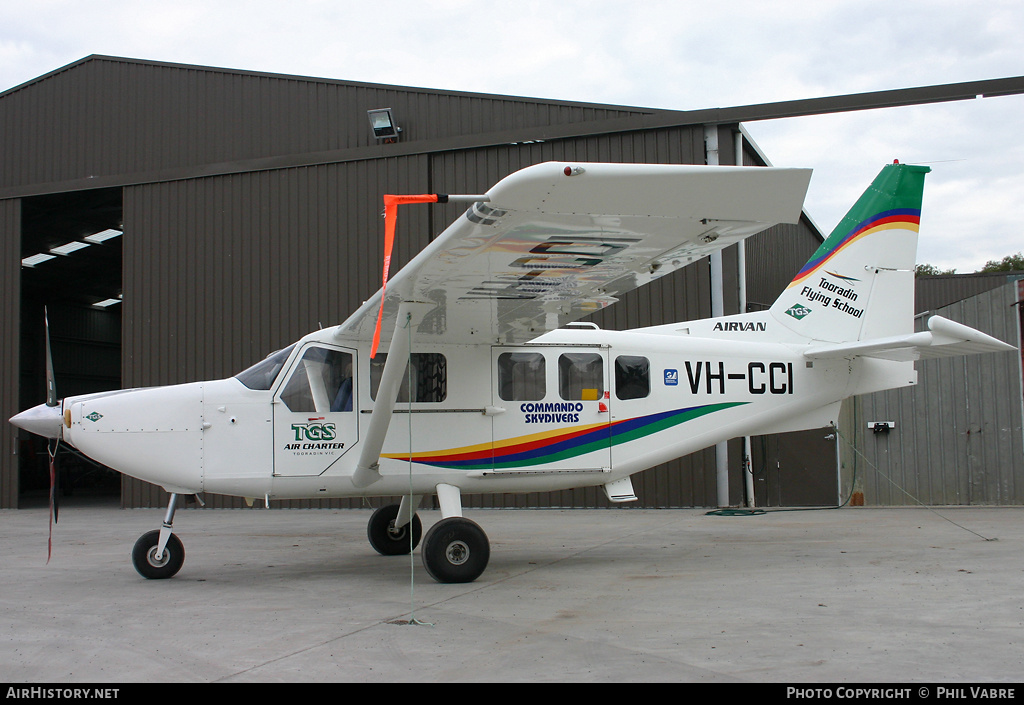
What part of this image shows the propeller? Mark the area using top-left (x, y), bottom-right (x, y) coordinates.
top-left (8, 308), bottom-right (68, 561)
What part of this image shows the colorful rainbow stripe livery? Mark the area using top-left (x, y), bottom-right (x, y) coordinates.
top-left (788, 208), bottom-right (920, 289)
top-left (383, 402), bottom-right (747, 470)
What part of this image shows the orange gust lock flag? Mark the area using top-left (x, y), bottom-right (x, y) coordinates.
top-left (370, 194), bottom-right (440, 358)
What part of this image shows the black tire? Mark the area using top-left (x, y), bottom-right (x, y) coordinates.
top-left (131, 529), bottom-right (185, 579)
top-left (367, 504), bottom-right (422, 556)
top-left (421, 517), bottom-right (490, 583)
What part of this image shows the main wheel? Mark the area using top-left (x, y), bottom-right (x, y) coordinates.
top-left (131, 530), bottom-right (185, 579)
top-left (421, 517), bottom-right (490, 583)
top-left (367, 504), bottom-right (422, 556)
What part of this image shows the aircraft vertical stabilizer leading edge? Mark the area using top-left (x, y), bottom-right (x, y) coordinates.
top-left (769, 160), bottom-right (928, 344)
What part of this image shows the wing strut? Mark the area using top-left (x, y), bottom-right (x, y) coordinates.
top-left (353, 300), bottom-right (434, 488)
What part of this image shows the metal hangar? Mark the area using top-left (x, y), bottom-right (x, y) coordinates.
top-left (2, 56), bottom-right (1021, 510)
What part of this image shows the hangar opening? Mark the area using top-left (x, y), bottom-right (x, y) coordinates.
top-left (18, 187), bottom-right (123, 506)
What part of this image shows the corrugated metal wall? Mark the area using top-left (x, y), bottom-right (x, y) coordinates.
top-left (916, 272), bottom-right (1024, 313)
top-left (122, 157), bottom-right (440, 387)
top-left (852, 283), bottom-right (1024, 505)
top-left (0, 56), bottom-right (649, 194)
top-left (1, 198), bottom-right (19, 508)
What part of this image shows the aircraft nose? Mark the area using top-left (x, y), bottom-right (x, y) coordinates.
top-left (10, 403), bottom-right (64, 439)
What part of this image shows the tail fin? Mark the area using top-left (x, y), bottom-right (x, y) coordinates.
top-left (769, 162), bottom-right (930, 343)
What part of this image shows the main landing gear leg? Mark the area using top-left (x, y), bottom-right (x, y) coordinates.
top-left (131, 492), bottom-right (185, 579)
top-left (421, 483), bottom-right (490, 584)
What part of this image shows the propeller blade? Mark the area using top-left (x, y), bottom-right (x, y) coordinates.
top-left (44, 307), bottom-right (57, 408)
top-left (47, 439), bottom-right (59, 562)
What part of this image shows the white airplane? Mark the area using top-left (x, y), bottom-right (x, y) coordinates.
top-left (11, 160), bottom-right (1015, 583)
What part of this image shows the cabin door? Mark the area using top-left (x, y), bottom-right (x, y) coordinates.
top-left (272, 343), bottom-right (359, 477)
top-left (490, 346), bottom-right (611, 474)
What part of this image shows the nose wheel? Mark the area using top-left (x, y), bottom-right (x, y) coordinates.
top-left (367, 502), bottom-right (422, 555)
top-left (131, 492), bottom-right (186, 579)
top-left (132, 530), bottom-right (184, 579)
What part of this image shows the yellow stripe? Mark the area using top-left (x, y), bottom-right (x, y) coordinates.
top-left (380, 420), bottom-right (608, 461)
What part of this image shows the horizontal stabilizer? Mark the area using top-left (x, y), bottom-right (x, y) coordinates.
top-left (803, 315), bottom-right (1016, 362)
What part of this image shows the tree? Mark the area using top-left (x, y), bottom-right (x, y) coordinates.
top-left (915, 263), bottom-right (956, 277)
top-left (978, 252), bottom-right (1024, 273)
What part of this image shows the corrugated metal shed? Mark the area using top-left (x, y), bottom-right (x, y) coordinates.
top-left (12, 60), bottom-right (1021, 193)
top-left (0, 56), bottom-right (650, 196)
top-left (850, 282), bottom-right (1024, 505)
top-left (916, 271), bottom-right (1024, 313)
top-left (2, 56), bottom-right (829, 510)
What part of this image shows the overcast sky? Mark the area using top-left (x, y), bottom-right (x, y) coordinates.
top-left (3, 0), bottom-right (1022, 272)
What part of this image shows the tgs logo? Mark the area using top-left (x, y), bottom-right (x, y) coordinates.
top-left (291, 422), bottom-right (337, 442)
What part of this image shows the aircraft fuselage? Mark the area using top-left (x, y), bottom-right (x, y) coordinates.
top-left (59, 317), bottom-right (909, 504)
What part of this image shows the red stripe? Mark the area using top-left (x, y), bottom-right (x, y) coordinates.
top-left (408, 418), bottom-right (633, 464)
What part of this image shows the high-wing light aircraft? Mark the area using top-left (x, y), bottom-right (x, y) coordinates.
top-left (11, 161), bottom-right (1015, 583)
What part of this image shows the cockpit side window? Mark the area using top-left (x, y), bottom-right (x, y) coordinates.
top-left (280, 346), bottom-right (354, 413)
top-left (235, 345), bottom-right (296, 390)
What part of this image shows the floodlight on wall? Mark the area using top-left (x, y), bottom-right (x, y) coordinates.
top-left (368, 108), bottom-right (401, 141)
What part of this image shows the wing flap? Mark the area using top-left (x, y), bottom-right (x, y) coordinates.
top-left (336, 162), bottom-right (811, 346)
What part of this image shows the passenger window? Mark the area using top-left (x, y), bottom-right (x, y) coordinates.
top-left (370, 353), bottom-right (447, 402)
top-left (498, 352), bottom-right (546, 401)
top-left (558, 353), bottom-right (604, 401)
top-left (280, 347), bottom-right (353, 413)
top-left (615, 356), bottom-right (650, 400)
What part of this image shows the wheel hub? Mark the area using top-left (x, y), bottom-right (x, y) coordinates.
top-left (146, 547), bottom-right (170, 568)
top-left (387, 521), bottom-right (407, 540)
top-left (445, 540), bottom-right (470, 565)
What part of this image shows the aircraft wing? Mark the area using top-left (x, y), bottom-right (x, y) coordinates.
top-left (335, 161), bottom-right (812, 347)
top-left (803, 315), bottom-right (1017, 362)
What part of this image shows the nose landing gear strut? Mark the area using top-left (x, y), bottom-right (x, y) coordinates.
top-left (131, 493), bottom-right (193, 579)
